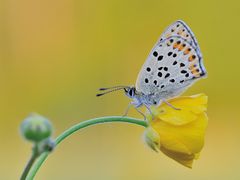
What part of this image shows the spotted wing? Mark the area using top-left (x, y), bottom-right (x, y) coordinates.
top-left (135, 36), bottom-right (206, 101)
top-left (158, 20), bottom-right (201, 54)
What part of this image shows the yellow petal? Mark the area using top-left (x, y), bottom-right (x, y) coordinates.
top-left (154, 93), bottom-right (208, 126)
top-left (146, 94), bottom-right (209, 168)
top-left (152, 113), bottom-right (208, 154)
top-left (160, 146), bottom-right (194, 168)
top-left (157, 109), bottom-right (198, 126)
top-left (167, 93), bottom-right (207, 114)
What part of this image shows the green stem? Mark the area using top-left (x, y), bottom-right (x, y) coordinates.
top-left (20, 150), bottom-right (38, 180)
top-left (25, 116), bottom-right (148, 180)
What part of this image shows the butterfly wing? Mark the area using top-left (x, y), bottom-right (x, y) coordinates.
top-left (135, 35), bottom-right (206, 102)
top-left (158, 20), bottom-right (201, 53)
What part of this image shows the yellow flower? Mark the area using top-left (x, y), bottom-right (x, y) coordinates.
top-left (144, 94), bottom-right (208, 168)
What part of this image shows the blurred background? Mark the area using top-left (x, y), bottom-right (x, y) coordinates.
top-left (1, 0), bottom-right (240, 179)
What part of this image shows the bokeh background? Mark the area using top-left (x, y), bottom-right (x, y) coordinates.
top-left (1, 0), bottom-right (240, 179)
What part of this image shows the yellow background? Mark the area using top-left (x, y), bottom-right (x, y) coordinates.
top-left (1, 0), bottom-right (240, 179)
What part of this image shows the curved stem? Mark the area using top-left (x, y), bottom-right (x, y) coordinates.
top-left (25, 116), bottom-right (147, 180)
top-left (20, 152), bottom-right (38, 180)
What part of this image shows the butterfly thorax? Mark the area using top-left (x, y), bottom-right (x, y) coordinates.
top-left (124, 86), bottom-right (160, 108)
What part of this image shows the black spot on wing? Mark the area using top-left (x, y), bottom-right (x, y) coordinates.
top-left (146, 67), bottom-right (151, 72)
top-left (169, 79), bottom-right (175, 83)
top-left (165, 73), bottom-right (170, 78)
top-left (158, 55), bottom-right (163, 61)
top-left (158, 72), bottom-right (162, 77)
top-left (153, 80), bottom-right (157, 85)
top-left (153, 51), bottom-right (158, 57)
top-left (180, 63), bottom-right (185, 67)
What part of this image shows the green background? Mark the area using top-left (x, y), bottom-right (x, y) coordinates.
top-left (1, 0), bottom-right (240, 179)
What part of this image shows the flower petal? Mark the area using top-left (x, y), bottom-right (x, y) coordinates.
top-left (146, 94), bottom-right (209, 168)
top-left (160, 146), bottom-right (195, 168)
top-left (152, 113), bottom-right (208, 154)
top-left (155, 93), bottom-right (208, 126)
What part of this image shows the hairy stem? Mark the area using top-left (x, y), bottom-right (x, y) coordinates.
top-left (24, 116), bottom-right (147, 180)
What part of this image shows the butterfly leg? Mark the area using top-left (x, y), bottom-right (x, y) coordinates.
top-left (143, 104), bottom-right (154, 119)
top-left (135, 107), bottom-right (146, 120)
top-left (122, 103), bottom-right (132, 117)
top-left (122, 103), bottom-right (146, 120)
top-left (163, 100), bottom-right (181, 110)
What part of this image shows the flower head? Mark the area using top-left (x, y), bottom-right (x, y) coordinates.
top-left (144, 94), bottom-right (208, 168)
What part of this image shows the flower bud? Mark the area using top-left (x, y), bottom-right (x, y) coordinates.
top-left (38, 138), bottom-right (56, 153)
top-left (20, 113), bottom-right (53, 143)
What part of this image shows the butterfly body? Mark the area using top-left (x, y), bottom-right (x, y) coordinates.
top-left (124, 83), bottom-right (189, 109)
top-left (124, 87), bottom-right (158, 107)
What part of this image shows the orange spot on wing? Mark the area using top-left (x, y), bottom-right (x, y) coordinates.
top-left (184, 48), bottom-right (192, 55)
top-left (173, 42), bottom-right (180, 49)
top-left (189, 64), bottom-right (195, 71)
top-left (177, 30), bottom-right (183, 35)
top-left (178, 43), bottom-right (185, 51)
top-left (188, 54), bottom-right (196, 61)
top-left (191, 68), bottom-right (201, 77)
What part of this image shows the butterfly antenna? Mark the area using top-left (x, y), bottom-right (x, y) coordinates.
top-left (99, 86), bottom-right (129, 91)
top-left (96, 87), bottom-right (128, 97)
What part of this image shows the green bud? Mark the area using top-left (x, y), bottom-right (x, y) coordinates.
top-left (38, 138), bottom-right (56, 153)
top-left (20, 113), bottom-right (53, 143)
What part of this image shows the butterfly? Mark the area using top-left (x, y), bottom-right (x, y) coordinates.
top-left (97, 20), bottom-right (207, 116)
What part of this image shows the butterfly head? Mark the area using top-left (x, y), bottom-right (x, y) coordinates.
top-left (124, 86), bottom-right (136, 99)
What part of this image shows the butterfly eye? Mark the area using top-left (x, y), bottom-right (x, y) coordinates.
top-left (129, 89), bottom-right (133, 96)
